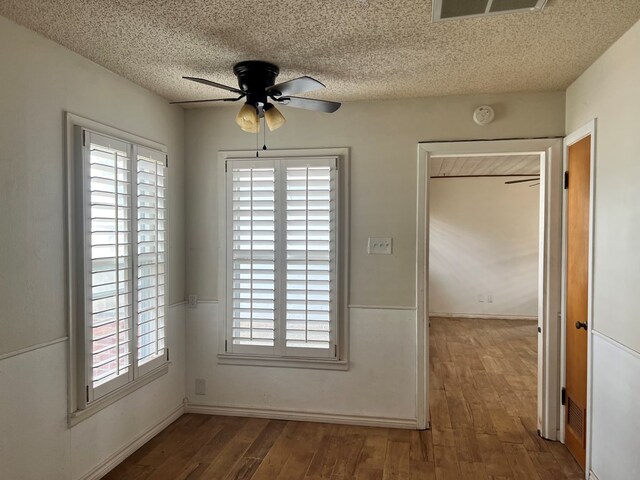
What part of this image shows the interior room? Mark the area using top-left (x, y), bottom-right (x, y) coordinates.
top-left (1, 1), bottom-right (640, 479)
top-left (428, 153), bottom-right (544, 476)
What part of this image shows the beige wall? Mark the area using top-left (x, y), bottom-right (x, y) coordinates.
top-left (429, 177), bottom-right (540, 318)
top-left (0, 16), bottom-right (186, 356)
top-left (566, 19), bottom-right (640, 354)
top-left (185, 92), bottom-right (565, 307)
top-left (0, 17), bottom-right (187, 480)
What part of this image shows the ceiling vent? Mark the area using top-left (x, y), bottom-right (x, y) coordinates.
top-left (432, 0), bottom-right (548, 22)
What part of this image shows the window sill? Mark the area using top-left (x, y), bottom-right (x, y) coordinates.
top-left (217, 353), bottom-right (349, 371)
top-left (68, 363), bottom-right (169, 427)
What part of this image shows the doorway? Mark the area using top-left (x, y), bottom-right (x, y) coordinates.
top-left (561, 121), bottom-right (596, 473)
top-left (428, 153), bottom-right (543, 449)
top-left (415, 138), bottom-right (564, 438)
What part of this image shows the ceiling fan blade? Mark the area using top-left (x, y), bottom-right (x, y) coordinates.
top-left (267, 76), bottom-right (325, 97)
top-left (170, 95), bottom-right (244, 105)
top-left (504, 177), bottom-right (540, 185)
top-left (183, 76), bottom-right (243, 94)
top-left (277, 96), bottom-right (341, 113)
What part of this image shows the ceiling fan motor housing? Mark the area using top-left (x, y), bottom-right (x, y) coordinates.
top-left (233, 61), bottom-right (279, 107)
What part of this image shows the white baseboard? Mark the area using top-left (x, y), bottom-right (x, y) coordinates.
top-left (589, 471), bottom-right (600, 480)
top-left (77, 403), bottom-right (185, 480)
top-left (430, 312), bottom-right (537, 321)
top-left (186, 403), bottom-right (417, 430)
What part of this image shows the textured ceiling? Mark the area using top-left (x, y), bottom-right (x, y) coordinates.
top-left (1, 1), bottom-right (639, 104)
top-left (431, 155), bottom-right (540, 177)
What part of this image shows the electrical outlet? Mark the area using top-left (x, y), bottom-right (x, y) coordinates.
top-left (487, 293), bottom-right (493, 303)
top-left (195, 378), bottom-right (206, 395)
top-left (188, 294), bottom-right (198, 308)
top-left (478, 294), bottom-right (485, 303)
top-left (367, 237), bottom-right (393, 255)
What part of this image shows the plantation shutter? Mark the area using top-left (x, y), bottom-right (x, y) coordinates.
top-left (79, 128), bottom-right (168, 404)
top-left (135, 146), bottom-right (168, 374)
top-left (83, 132), bottom-right (134, 400)
top-left (227, 160), bottom-right (277, 354)
top-left (284, 159), bottom-right (337, 357)
top-left (225, 157), bottom-right (338, 358)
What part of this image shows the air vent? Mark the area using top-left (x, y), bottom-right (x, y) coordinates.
top-left (567, 397), bottom-right (585, 443)
top-left (432, 0), bottom-right (547, 21)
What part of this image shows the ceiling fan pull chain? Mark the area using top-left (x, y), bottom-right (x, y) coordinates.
top-left (263, 117), bottom-right (267, 151)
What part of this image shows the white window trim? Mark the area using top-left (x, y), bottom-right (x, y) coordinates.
top-left (217, 148), bottom-right (350, 370)
top-left (65, 113), bottom-right (170, 424)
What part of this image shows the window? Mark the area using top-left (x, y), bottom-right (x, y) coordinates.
top-left (224, 156), bottom-right (342, 361)
top-left (74, 127), bottom-right (168, 406)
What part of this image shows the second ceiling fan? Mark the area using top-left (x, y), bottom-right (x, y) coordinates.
top-left (172, 61), bottom-right (341, 133)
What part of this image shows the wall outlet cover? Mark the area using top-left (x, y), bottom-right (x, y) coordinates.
top-left (195, 378), bottom-right (206, 395)
top-left (188, 294), bottom-right (198, 308)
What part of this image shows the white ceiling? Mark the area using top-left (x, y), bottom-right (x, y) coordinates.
top-left (431, 155), bottom-right (540, 177)
top-left (1, 1), bottom-right (639, 103)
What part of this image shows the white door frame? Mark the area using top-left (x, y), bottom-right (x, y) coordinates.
top-left (561, 119), bottom-right (597, 478)
top-left (416, 138), bottom-right (563, 437)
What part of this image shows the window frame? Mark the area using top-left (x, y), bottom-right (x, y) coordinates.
top-left (66, 113), bottom-right (170, 424)
top-left (217, 148), bottom-right (350, 370)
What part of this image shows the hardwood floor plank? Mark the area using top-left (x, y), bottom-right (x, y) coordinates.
top-left (198, 418), bottom-right (269, 479)
top-left (382, 441), bottom-right (410, 480)
top-left (242, 421), bottom-right (301, 480)
top-left (355, 427), bottom-right (389, 473)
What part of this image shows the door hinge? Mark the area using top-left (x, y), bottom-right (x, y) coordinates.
top-left (561, 387), bottom-right (566, 406)
top-left (166, 348), bottom-right (170, 361)
top-left (82, 129), bottom-right (86, 147)
top-left (165, 155), bottom-right (169, 168)
top-left (86, 385), bottom-right (90, 402)
top-left (564, 171), bottom-right (569, 189)
top-left (225, 161), bottom-right (228, 173)
top-left (225, 339), bottom-right (228, 352)
top-left (334, 344), bottom-right (338, 357)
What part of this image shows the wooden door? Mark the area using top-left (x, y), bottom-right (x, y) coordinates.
top-left (565, 135), bottom-right (591, 470)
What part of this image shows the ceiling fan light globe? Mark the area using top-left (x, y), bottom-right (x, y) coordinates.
top-left (264, 105), bottom-right (286, 131)
top-left (235, 103), bottom-right (260, 133)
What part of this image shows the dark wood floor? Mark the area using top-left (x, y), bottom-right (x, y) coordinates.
top-left (104, 317), bottom-right (583, 480)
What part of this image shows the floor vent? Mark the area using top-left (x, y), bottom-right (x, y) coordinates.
top-left (567, 396), bottom-right (585, 443)
top-left (432, 0), bottom-right (548, 22)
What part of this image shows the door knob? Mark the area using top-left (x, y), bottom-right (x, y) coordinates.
top-left (575, 321), bottom-right (588, 330)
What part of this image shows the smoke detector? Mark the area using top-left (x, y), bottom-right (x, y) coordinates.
top-left (473, 105), bottom-right (495, 126)
top-left (433, 0), bottom-right (548, 22)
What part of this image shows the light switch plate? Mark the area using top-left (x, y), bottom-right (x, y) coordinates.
top-left (368, 237), bottom-right (393, 255)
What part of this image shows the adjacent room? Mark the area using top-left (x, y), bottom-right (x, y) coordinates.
top-left (428, 153), bottom-right (545, 475)
top-left (1, 1), bottom-right (640, 479)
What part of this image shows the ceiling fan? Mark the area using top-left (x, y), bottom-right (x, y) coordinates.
top-left (171, 61), bottom-right (341, 133)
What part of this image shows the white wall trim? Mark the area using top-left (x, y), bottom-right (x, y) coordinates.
top-left (348, 304), bottom-right (417, 311)
top-left (560, 119), bottom-right (597, 478)
top-left (417, 138), bottom-right (563, 440)
top-left (589, 471), bottom-right (600, 480)
top-left (0, 336), bottom-right (68, 362)
top-left (185, 404), bottom-right (417, 430)
top-left (76, 403), bottom-right (184, 480)
top-left (429, 313), bottom-right (537, 321)
top-left (592, 330), bottom-right (640, 361)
